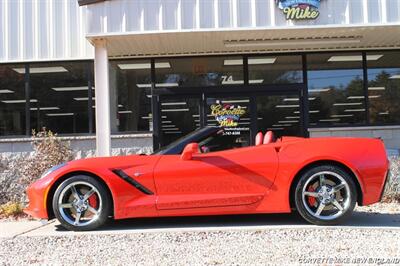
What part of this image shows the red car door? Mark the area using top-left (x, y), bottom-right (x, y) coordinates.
top-left (153, 145), bottom-right (279, 210)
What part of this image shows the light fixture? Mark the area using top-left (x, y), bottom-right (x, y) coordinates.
top-left (162, 121), bottom-right (172, 124)
top-left (161, 108), bottom-right (189, 112)
top-left (369, 95), bottom-right (381, 99)
top-left (46, 113), bottom-right (74, 116)
top-left (74, 97), bottom-right (95, 101)
top-left (286, 116), bottom-right (300, 119)
top-left (344, 109), bottom-right (366, 112)
top-left (319, 118), bottom-right (340, 122)
top-left (279, 120), bottom-right (298, 123)
top-left (368, 87), bottom-right (385, 91)
top-left (223, 38), bottom-right (361, 48)
top-left (224, 58), bottom-right (276, 66)
top-left (327, 54), bottom-right (383, 62)
top-left (379, 111), bottom-right (389, 115)
top-left (221, 99), bottom-right (249, 104)
top-left (249, 79), bottom-right (264, 84)
top-left (389, 75), bottom-right (400, 79)
top-left (0, 89), bottom-right (13, 94)
top-left (333, 102), bottom-right (362, 106)
top-left (30, 107), bottom-right (60, 111)
top-left (163, 128), bottom-right (180, 131)
top-left (283, 98), bottom-right (299, 102)
top-left (267, 127), bottom-right (284, 130)
top-left (309, 88), bottom-right (331, 93)
top-left (249, 58), bottom-right (277, 65)
top-left (276, 105), bottom-right (299, 108)
top-left (117, 62), bottom-right (171, 70)
top-left (309, 110), bottom-right (320, 113)
top-left (238, 122), bottom-right (251, 125)
top-left (331, 114), bottom-right (354, 118)
top-left (161, 102), bottom-right (187, 106)
top-left (223, 59), bottom-right (243, 66)
top-left (52, 86), bottom-right (93, 92)
top-left (164, 131), bottom-right (182, 134)
top-left (347, 96), bottom-right (364, 99)
top-left (118, 111), bottom-right (132, 114)
top-left (137, 83), bottom-right (179, 88)
top-left (192, 114), bottom-right (200, 118)
top-left (13, 66), bottom-right (68, 74)
top-left (162, 125), bottom-right (177, 128)
top-left (2, 99), bottom-right (37, 103)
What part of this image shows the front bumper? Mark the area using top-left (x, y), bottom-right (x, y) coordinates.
top-left (24, 178), bottom-right (50, 219)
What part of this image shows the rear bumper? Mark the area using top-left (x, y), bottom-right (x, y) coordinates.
top-left (24, 179), bottom-right (49, 219)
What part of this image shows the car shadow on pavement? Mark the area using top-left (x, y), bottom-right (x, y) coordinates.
top-left (54, 211), bottom-right (400, 232)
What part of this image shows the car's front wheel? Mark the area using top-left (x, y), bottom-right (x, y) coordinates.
top-left (294, 165), bottom-right (357, 225)
top-left (52, 175), bottom-right (111, 231)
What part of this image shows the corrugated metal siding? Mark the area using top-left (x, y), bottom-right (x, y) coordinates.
top-left (0, 0), bottom-right (93, 63)
top-left (85, 0), bottom-right (400, 36)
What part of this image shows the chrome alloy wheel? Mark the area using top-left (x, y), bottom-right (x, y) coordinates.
top-left (58, 181), bottom-right (102, 227)
top-left (301, 171), bottom-right (351, 221)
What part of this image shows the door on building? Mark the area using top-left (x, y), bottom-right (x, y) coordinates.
top-left (155, 88), bottom-right (305, 148)
top-left (158, 94), bottom-right (202, 146)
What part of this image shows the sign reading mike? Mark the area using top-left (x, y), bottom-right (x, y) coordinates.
top-left (277, 0), bottom-right (322, 20)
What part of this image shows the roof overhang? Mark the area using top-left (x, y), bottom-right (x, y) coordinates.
top-left (86, 24), bottom-right (400, 59)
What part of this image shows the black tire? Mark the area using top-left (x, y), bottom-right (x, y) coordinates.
top-left (52, 175), bottom-right (112, 231)
top-left (294, 164), bottom-right (357, 225)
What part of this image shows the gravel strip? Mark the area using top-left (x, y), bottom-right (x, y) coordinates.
top-left (1, 227), bottom-right (400, 265)
top-left (1, 203), bottom-right (399, 265)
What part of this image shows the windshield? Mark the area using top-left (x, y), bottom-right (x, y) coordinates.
top-left (152, 127), bottom-right (216, 155)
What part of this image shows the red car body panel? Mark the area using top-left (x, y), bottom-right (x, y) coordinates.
top-left (25, 136), bottom-right (389, 221)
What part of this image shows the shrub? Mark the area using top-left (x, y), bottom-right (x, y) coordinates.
top-left (382, 156), bottom-right (400, 202)
top-left (0, 202), bottom-right (24, 218)
top-left (17, 128), bottom-right (73, 187)
top-left (0, 128), bottom-right (73, 205)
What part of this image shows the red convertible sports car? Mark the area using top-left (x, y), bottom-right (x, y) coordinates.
top-left (25, 127), bottom-right (389, 231)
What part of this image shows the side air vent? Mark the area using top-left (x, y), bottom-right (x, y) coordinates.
top-left (112, 169), bottom-right (154, 195)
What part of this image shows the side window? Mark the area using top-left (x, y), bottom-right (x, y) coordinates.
top-left (198, 131), bottom-right (248, 153)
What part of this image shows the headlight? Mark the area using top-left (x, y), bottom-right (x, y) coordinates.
top-left (40, 163), bottom-right (67, 179)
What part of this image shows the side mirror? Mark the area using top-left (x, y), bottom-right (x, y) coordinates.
top-left (181, 143), bottom-right (199, 161)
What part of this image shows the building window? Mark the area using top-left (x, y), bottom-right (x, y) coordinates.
top-left (155, 56), bottom-right (244, 87)
top-left (0, 64), bottom-right (26, 136)
top-left (110, 60), bottom-right (152, 133)
top-left (29, 62), bottom-right (92, 134)
top-left (307, 53), bottom-right (366, 126)
top-left (248, 55), bottom-right (303, 84)
top-left (367, 51), bottom-right (400, 125)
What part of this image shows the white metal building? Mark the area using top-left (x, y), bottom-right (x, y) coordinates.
top-left (1, 0), bottom-right (400, 156)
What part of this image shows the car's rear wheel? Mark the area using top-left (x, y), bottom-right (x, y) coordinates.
top-left (52, 175), bottom-right (111, 231)
top-left (294, 165), bottom-right (357, 225)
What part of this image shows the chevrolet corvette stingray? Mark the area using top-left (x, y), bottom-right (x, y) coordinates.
top-left (25, 127), bottom-right (389, 231)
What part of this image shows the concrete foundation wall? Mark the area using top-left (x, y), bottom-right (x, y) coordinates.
top-left (309, 126), bottom-right (400, 156)
top-left (0, 133), bottom-right (153, 160)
